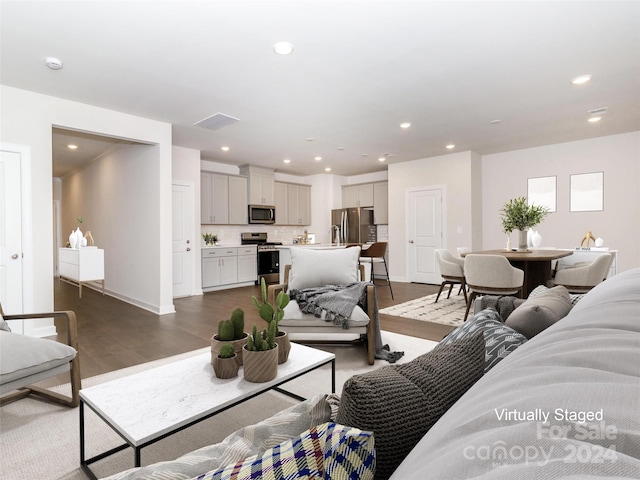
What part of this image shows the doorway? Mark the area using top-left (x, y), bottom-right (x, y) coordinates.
top-left (406, 186), bottom-right (444, 284)
top-left (172, 182), bottom-right (195, 297)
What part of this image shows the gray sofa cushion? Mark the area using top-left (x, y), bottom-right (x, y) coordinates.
top-left (0, 331), bottom-right (77, 385)
top-left (336, 333), bottom-right (485, 480)
top-left (437, 308), bottom-right (528, 372)
top-left (391, 268), bottom-right (640, 479)
top-left (505, 285), bottom-right (572, 338)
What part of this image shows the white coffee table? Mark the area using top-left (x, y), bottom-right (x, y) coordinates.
top-left (79, 343), bottom-right (335, 479)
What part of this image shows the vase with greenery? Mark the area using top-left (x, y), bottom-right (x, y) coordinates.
top-left (211, 308), bottom-right (248, 365)
top-left (242, 323), bottom-right (279, 383)
top-left (252, 277), bottom-right (291, 364)
top-left (500, 197), bottom-right (549, 251)
top-left (212, 343), bottom-right (239, 379)
top-left (202, 233), bottom-right (218, 246)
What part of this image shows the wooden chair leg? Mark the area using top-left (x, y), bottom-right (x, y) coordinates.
top-left (464, 291), bottom-right (478, 321)
top-left (434, 282), bottom-right (447, 303)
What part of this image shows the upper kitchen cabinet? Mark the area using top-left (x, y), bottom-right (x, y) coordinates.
top-left (342, 183), bottom-right (374, 207)
top-left (201, 172), bottom-right (247, 225)
top-left (373, 181), bottom-right (388, 224)
top-left (274, 181), bottom-right (288, 225)
top-left (287, 183), bottom-right (311, 225)
top-left (240, 165), bottom-right (275, 205)
top-left (274, 181), bottom-right (311, 225)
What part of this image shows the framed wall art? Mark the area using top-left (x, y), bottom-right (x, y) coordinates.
top-left (570, 171), bottom-right (604, 212)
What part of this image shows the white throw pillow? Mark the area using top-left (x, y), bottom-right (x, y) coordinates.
top-left (287, 247), bottom-right (361, 292)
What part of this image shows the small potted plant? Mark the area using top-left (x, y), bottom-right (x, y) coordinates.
top-left (202, 233), bottom-right (218, 246)
top-left (212, 343), bottom-right (239, 379)
top-left (500, 197), bottom-right (549, 251)
top-left (242, 323), bottom-right (279, 383)
top-left (252, 277), bottom-right (291, 364)
top-left (211, 308), bottom-right (248, 365)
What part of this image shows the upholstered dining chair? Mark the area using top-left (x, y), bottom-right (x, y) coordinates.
top-left (0, 303), bottom-right (81, 407)
top-left (463, 254), bottom-right (524, 321)
top-left (552, 253), bottom-right (613, 293)
top-left (434, 249), bottom-right (467, 303)
top-left (268, 247), bottom-right (376, 364)
top-left (359, 242), bottom-right (393, 299)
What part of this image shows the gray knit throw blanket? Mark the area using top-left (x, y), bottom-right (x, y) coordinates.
top-left (289, 282), bottom-right (404, 363)
top-left (478, 295), bottom-right (524, 321)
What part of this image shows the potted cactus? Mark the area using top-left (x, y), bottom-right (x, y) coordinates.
top-left (211, 308), bottom-right (248, 365)
top-left (242, 323), bottom-right (279, 383)
top-left (212, 343), bottom-right (239, 379)
top-left (252, 277), bottom-right (291, 364)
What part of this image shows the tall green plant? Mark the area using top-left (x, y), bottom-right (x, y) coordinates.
top-left (216, 308), bottom-right (246, 341)
top-left (500, 197), bottom-right (549, 233)
top-left (251, 278), bottom-right (289, 331)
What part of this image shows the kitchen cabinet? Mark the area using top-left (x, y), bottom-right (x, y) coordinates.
top-left (201, 172), bottom-right (247, 224)
top-left (202, 246), bottom-right (257, 291)
top-left (274, 181), bottom-right (288, 225)
top-left (59, 247), bottom-right (105, 298)
top-left (240, 165), bottom-right (275, 205)
top-left (287, 183), bottom-right (311, 225)
top-left (373, 181), bottom-right (388, 224)
top-left (342, 183), bottom-right (374, 207)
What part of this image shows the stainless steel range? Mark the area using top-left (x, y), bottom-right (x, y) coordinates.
top-left (241, 232), bottom-right (282, 284)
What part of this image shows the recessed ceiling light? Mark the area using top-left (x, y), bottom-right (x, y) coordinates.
top-left (306, 137), bottom-right (315, 142)
top-left (400, 122), bottom-right (412, 129)
top-left (221, 146), bottom-right (230, 152)
top-left (273, 42), bottom-right (294, 55)
top-left (446, 144), bottom-right (455, 150)
top-left (337, 147), bottom-right (344, 151)
top-left (378, 157), bottom-right (386, 162)
top-left (588, 116), bottom-right (602, 123)
top-left (67, 144), bottom-right (78, 150)
top-left (314, 156), bottom-right (322, 161)
top-left (283, 159), bottom-right (291, 164)
top-left (45, 57), bottom-right (63, 70)
top-left (490, 119), bottom-right (502, 125)
top-left (361, 154), bottom-right (368, 157)
top-left (325, 167), bottom-right (332, 172)
top-left (571, 75), bottom-right (592, 85)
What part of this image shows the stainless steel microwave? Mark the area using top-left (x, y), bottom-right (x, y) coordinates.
top-left (248, 205), bottom-right (275, 224)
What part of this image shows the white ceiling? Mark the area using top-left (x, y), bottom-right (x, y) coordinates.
top-left (1, 1), bottom-right (639, 177)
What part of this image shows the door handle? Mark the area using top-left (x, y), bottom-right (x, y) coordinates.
top-left (186, 247), bottom-right (191, 252)
top-left (409, 240), bottom-right (414, 243)
top-left (11, 253), bottom-right (19, 259)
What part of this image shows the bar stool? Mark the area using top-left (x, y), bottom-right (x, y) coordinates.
top-left (359, 242), bottom-right (393, 299)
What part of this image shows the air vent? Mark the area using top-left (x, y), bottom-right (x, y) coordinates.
top-left (588, 107), bottom-right (608, 116)
top-left (194, 113), bottom-right (239, 131)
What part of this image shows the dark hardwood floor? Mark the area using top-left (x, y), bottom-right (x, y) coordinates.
top-left (53, 278), bottom-right (454, 380)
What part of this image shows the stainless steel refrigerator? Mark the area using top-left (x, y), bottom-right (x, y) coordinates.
top-left (331, 207), bottom-right (377, 244)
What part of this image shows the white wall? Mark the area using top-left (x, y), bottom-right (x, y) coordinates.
top-left (0, 85), bottom-right (174, 315)
top-left (482, 132), bottom-right (640, 272)
top-left (388, 151), bottom-right (478, 281)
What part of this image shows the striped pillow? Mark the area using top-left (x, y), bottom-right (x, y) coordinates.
top-left (193, 422), bottom-right (375, 480)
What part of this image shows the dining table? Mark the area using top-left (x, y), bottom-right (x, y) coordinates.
top-left (462, 249), bottom-right (573, 297)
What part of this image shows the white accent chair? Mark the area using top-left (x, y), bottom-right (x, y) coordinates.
top-left (552, 253), bottom-right (613, 293)
top-left (268, 247), bottom-right (376, 365)
top-left (463, 254), bottom-right (524, 321)
top-left (0, 304), bottom-right (81, 407)
top-left (434, 249), bottom-right (467, 303)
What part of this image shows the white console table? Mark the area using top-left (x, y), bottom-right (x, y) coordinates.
top-left (59, 247), bottom-right (105, 298)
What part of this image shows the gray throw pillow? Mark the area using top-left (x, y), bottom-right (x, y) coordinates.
top-left (506, 285), bottom-right (572, 338)
top-left (437, 308), bottom-right (527, 372)
top-left (336, 333), bottom-right (485, 480)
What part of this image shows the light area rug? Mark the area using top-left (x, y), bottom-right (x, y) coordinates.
top-left (379, 292), bottom-right (467, 326)
top-left (0, 331), bottom-right (437, 480)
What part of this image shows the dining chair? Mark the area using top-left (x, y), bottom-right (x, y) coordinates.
top-left (359, 242), bottom-right (393, 299)
top-left (552, 253), bottom-right (613, 293)
top-left (463, 254), bottom-right (524, 321)
top-left (434, 249), bottom-right (467, 303)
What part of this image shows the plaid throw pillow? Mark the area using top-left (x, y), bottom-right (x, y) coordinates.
top-left (194, 422), bottom-right (375, 480)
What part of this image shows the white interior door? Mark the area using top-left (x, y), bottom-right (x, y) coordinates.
top-left (172, 183), bottom-right (194, 298)
top-left (0, 150), bottom-right (23, 317)
top-left (407, 187), bottom-right (443, 284)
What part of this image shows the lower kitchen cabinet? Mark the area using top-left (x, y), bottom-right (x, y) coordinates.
top-left (202, 246), bottom-right (257, 291)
